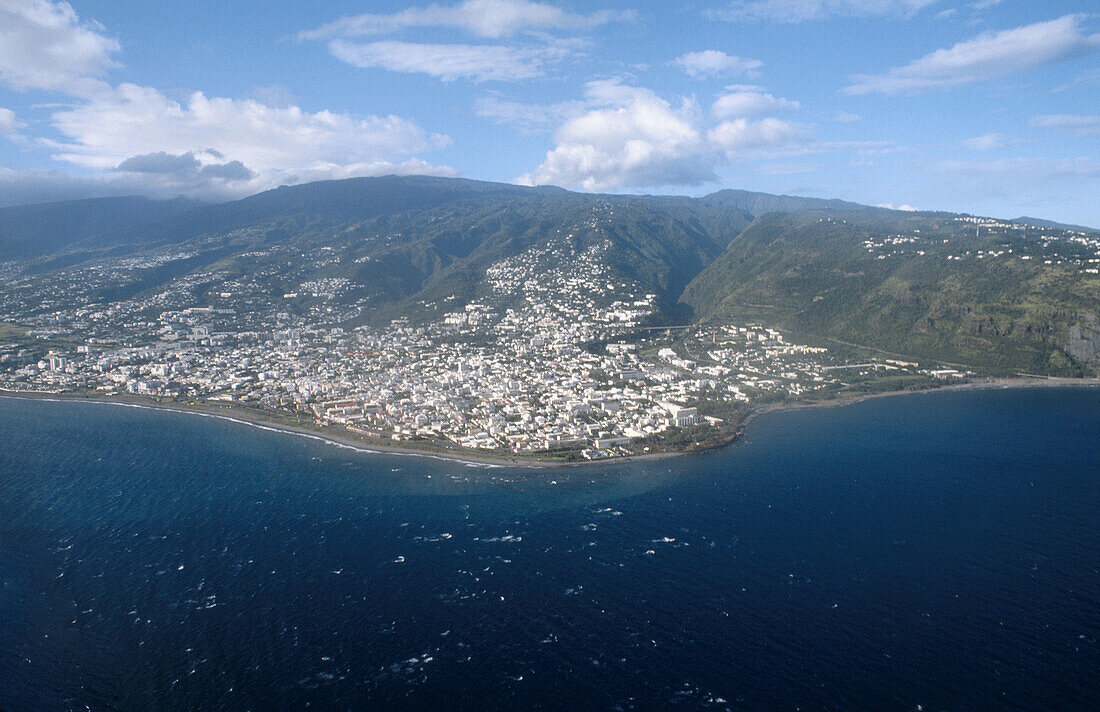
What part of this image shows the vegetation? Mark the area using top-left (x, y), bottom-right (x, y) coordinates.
top-left (682, 211), bottom-right (1100, 375)
top-left (2, 176), bottom-right (1096, 377)
top-left (0, 322), bottom-right (28, 343)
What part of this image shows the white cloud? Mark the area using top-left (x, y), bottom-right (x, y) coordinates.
top-left (516, 80), bottom-right (811, 191)
top-left (299, 0), bottom-right (632, 40)
top-left (845, 14), bottom-right (1100, 95)
top-left (303, 1), bottom-right (606, 83)
top-left (0, 1), bottom-right (459, 204)
top-left (712, 88), bottom-right (799, 117)
top-left (0, 107), bottom-right (23, 134)
top-left (41, 83), bottom-right (454, 198)
top-left (712, 0), bottom-right (938, 23)
top-left (876, 202), bottom-right (919, 210)
top-left (328, 39), bottom-right (561, 82)
top-left (673, 50), bottom-right (763, 78)
top-left (834, 110), bottom-right (862, 122)
top-left (962, 132), bottom-right (1012, 150)
top-left (1031, 114), bottom-right (1100, 137)
top-left (0, 0), bottom-right (119, 94)
top-left (708, 117), bottom-right (804, 151)
top-left (518, 81), bottom-right (715, 190)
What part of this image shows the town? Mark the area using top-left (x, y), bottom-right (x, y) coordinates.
top-left (0, 226), bottom-right (955, 461)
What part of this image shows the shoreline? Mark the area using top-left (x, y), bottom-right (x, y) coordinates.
top-left (741, 375), bottom-right (1100, 429)
top-left (0, 389), bottom-right (686, 470)
top-left (3, 376), bottom-right (1097, 469)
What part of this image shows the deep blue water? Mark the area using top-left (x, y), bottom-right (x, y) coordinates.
top-left (1, 387), bottom-right (1098, 712)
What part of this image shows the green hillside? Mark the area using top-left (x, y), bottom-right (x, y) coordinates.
top-left (0, 196), bottom-right (203, 258)
top-left (682, 211), bottom-right (1100, 375)
top-left (1, 176), bottom-right (1096, 376)
top-left (2, 177), bottom-right (756, 326)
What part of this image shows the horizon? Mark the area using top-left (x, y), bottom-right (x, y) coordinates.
top-left (0, 0), bottom-right (1098, 224)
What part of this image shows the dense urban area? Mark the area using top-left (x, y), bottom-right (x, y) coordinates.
top-left (0, 240), bottom-right (968, 462)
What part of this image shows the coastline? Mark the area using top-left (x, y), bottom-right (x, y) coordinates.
top-left (0, 389), bottom-right (686, 470)
top-left (3, 376), bottom-right (1097, 470)
top-left (741, 375), bottom-right (1100, 430)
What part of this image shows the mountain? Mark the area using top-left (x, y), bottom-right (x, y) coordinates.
top-left (3, 176), bottom-right (755, 321)
top-left (0, 196), bottom-right (204, 259)
top-left (698, 188), bottom-right (879, 216)
top-left (1011, 216), bottom-right (1098, 233)
top-left (681, 210), bottom-right (1100, 375)
top-left (0, 176), bottom-right (1096, 375)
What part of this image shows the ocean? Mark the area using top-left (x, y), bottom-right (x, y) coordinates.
top-left (1, 387), bottom-right (1097, 711)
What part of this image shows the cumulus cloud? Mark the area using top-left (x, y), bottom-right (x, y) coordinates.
top-left (0, 0), bottom-right (119, 94)
top-left (673, 50), bottom-right (763, 78)
top-left (115, 150), bottom-right (255, 182)
top-left (40, 84), bottom-right (457, 198)
top-left (47, 84), bottom-right (451, 175)
top-left (328, 39), bottom-right (562, 82)
top-left (115, 150), bottom-right (208, 175)
top-left (1030, 114), bottom-right (1100, 137)
top-left (708, 117), bottom-right (804, 152)
top-left (299, 0), bottom-right (632, 40)
top-left (711, 0), bottom-right (938, 23)
top-left (518, 82), bottom-right (715, 190)
top-left (712, 86), bottom-right (800, 117)
top-left (515, 80), bottom-right (810, 191)
top-left (0, 1), bottom-right (458, 204)
top-left (845, 14), bottom-right (1100, 95)
top-left (0, 107), bottom-right (23, 134)
top-left (31, 82), bottom-right (455, 201)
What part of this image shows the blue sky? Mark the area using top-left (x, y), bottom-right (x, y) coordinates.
top-left (0, 0), bottom-right (1097, 225)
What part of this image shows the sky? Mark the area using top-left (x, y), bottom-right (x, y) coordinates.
top-left (0, 0), bottom-right (1097, 226)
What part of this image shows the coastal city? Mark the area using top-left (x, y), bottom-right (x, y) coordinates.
top-left (0, 227), bottom-right (951, 461)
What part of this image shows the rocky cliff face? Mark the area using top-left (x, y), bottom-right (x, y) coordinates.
top-left (1067, 315), bottom-right (1100, 370)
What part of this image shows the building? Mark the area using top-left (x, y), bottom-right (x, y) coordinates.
top-left (47, 352), bottom-right (67, 372)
